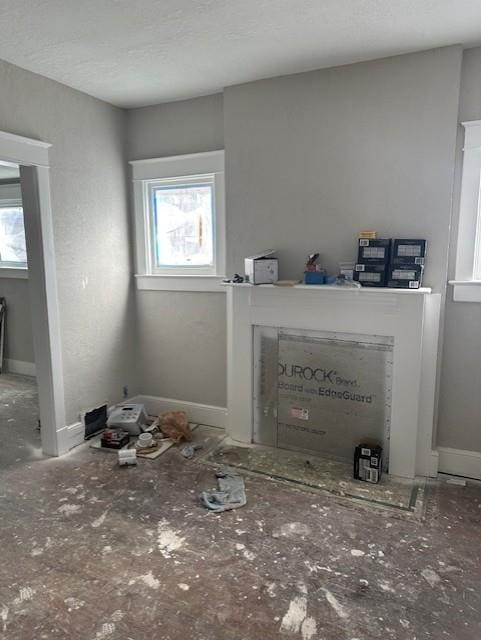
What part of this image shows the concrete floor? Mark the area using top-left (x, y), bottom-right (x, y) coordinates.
top-left (1, 374), bottom-right (481, 640)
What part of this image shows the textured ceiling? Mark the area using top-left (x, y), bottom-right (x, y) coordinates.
top-left (0, 0), bottom-right (481, 108)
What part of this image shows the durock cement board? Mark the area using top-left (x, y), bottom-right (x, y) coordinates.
top-left (253, 327), bottom-right (393, 466)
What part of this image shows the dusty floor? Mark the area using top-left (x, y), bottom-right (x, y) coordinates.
top-left (206, 442), bottom-right (422, 511)
top-left (0, 374), bottom-right (480, 640)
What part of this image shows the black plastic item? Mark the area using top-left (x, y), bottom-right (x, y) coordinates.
top-left (353, 263), bottom-right (387, 287)
top-left (357, 238), bottom-right (391, 265)
top-left (387, 264), bottom-right (424, 289)
top-left (84, 404), bottom-right (108, 439)
top-left (223, 274), bottom-right (244, 283)
top-left (354, 444), bottom-right (382, 483)
top-left (391, 239), bottom-right (427, 266)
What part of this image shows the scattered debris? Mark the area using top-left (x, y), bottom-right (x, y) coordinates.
top-left (1, 605), bottom-right (8, 632)
top-left (421, 568), bottom-right (441, 588)
top-left (128, 571), bottom-right (160, 590)
top-left (323, 589), bottom-right (349, 619)
top-left (280, 595), bottom-right (308, 633)
top-left (446, 477), bottom-right (467, 487)
top-left (159, 411), bottom-right (192, 442)
top-left (157, 519), bottom-right (185, 558)
top-left (91, 510), bottom-right (109, 528)
top-left (57, 504), bottom-right (82, 515)
top-left (181, 443), bottom-right (203, 459)
top-left (64, 597), bottom-right (85, 611)
top-left (272, 522), bottom-right (312, 539)
top-left (200, 467), bottom-right (247, 512)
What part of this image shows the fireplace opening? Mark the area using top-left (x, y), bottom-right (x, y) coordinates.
top-left (253, 326), bottom-right (394, 470)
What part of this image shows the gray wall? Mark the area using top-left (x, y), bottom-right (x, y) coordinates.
top-left (127, 48), bottom-right (463, 413)
top-left (0, 278), bottom-right (34, 363)
top-left (437, 46), bottom-right (481, 452)
top-left (224, 47), bottom-right (462, 290)
top-left (127, 94), bottom-right (227, 406)
top-left (0, 59), bottom-right (137, 423)
top-left (128, 94), bottom-right (224, 161)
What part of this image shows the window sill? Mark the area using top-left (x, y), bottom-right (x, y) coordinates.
top-left (135, 274), bottom-right (227, 292)
top-left (0, 267), bottom-right (28, 280)
top-left (448, 280), bottom-right (481, 302)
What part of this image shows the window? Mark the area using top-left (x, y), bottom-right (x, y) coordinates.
top-left (130, 151), bottom-right (225, 291)
top-left (450, 121), bottom-right (481, 301)
top-left (150, 176), bottom-right (214, 270)
top-left (0, 184), bottom-right (27, 270)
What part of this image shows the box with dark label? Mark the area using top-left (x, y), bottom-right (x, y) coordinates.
top-left (353, 263), bottom-right (387, 287)
top-left (391, 239), bottom-right (427, 266)
top-left (354, 443), bottom-right (383, 483)
top-left (387, 265), bottom-right (423, 289)
top-left (357, 238), bottom-right (391, 265)
top-left (101, 428), bottom-right (130, 449)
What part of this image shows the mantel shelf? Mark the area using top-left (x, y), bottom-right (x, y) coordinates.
top-left (223, 283), bottom-right (432, 295)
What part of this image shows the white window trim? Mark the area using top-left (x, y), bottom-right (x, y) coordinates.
top-left (130, 150), bottom-right (226, 292)
top-left (450, 121), bottom-right (481, 301)
top-left (0, 267), bottom-right (28, 279)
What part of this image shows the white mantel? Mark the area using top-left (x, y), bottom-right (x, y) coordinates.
top-left (226, 284), bottom-right (441, 479)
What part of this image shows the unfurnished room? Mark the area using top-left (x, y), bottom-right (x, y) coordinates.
top-left (0, 2), bottom-right (480, 639)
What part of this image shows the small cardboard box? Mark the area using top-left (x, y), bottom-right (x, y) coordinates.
top-left (245, 251), bottom-right (278, 284)
top-left (354, 443), bottom-right (382, 483)
top-left (391, 239), bottom-right (427, 266)
top-left (357, 238), bottom-right (391, 264)
top-left (387, 265), bottom-right (424, 289)
top-left (353, 263), bottom-right (387, 287)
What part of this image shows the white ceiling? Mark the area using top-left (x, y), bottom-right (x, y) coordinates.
top-left (1, 0), bottom-right (481, 108)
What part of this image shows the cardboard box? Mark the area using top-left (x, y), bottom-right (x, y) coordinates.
top-left (387, 265), bottom-right (423, 289)
top-left (391, 239), bottom-right (427, 266)
top-left (359, 230), bottom-right (377, 239)
top-left (354, 263), bottom-right (387, 287)
top-left (357, 238), bottom-right (391, 265)
top-left (245, 251), bottom-right (278, 284)
top-left (354, 443), bottom-right (383, 483)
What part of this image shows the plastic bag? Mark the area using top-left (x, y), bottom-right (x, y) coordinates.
top-left (158, 411), bottom-right (192, 443)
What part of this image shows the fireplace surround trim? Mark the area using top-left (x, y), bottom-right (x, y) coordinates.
top-left (226, 283), bottom-right (441, 479)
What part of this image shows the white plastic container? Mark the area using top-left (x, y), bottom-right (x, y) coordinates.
top-left (118, 449), bottom-right (137, 466)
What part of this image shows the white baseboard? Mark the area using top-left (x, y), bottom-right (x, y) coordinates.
top-left (57, 421), bottom-right (84, 455)
top-left (129, 394), bottom-right (227, 429)
top-left (56, 396), bottom-right (226, 455)
top-left (438, 446), bottom-right (481, 480)
top-left (5, 358), bottom-right (36, 376)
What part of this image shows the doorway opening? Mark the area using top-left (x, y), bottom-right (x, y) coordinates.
top-left (0, 162), bottom-right (41, 464)
top-left (0, 131), bottom-right (65, 458)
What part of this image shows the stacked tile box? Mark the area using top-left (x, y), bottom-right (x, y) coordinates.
top-left (353, 238), bottom-right (391, 287)
top-left (354, 238), bottom-right (427, 288)
top-left (387, 239), bottom-right (427, 289)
